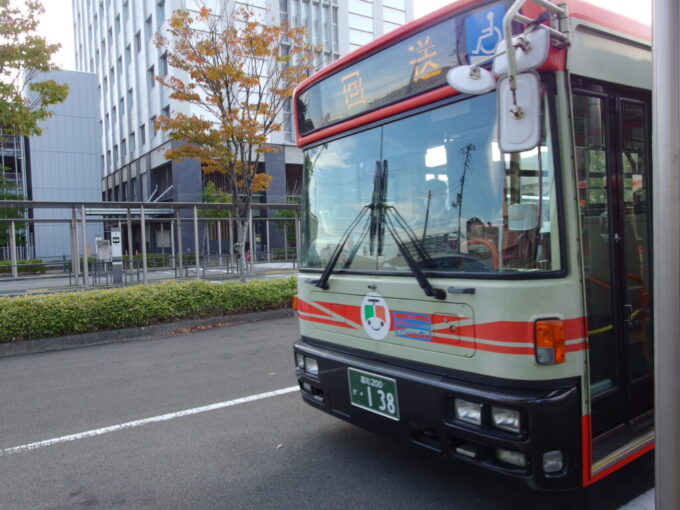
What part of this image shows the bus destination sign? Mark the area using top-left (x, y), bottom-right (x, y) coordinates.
top-left (296, 1), bottom-right (509, 138)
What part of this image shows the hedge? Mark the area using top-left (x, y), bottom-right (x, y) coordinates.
top-left (0, 277), bottom-right (296, 343)
top-left (0, 259), bottom-right (46, 275)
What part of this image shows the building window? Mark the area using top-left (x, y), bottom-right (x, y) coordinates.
top-left (285, 164), bottom-right (303, 198)
top-left (145, 15), bottom-right (152, 42)
top-left (148, 65), bottom-right (155, 89)
top-left (121, 139), bottom-right (127, 161)
top-left (151, 115), bottom-right (157, 138)
top-left (130, 131), bottom-right (136, 152)
top-left (135, 30), bottom-right (141, 52)
top-left (117, 56), bottom-right (122, 75)
top-left (113, 144), bottom-right (118, 164)
top-left (127, 88), bottom-right (133, 109)
top-left (140, 124), bottom-right (146, 146)
top-left (283, 98), bottom-right (293, 142)
top-left (161, 105), bottom-right (170, 118)
top-left (159, 52), bottom-right (168, 76)
top-left (125, 44), bottom-right (131, 66)
top-left (156, 0), bottom-right (165, 29)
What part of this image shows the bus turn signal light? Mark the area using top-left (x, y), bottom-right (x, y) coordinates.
top-left (292, 296), bottom-right (298, 311)
top-left (535, 319), bottom-right (565, 365)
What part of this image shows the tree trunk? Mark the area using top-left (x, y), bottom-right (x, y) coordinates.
top-left (235, 219), bottom-right (249, 283)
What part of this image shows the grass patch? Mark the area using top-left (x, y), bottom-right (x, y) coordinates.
top-left (0, 277), bottom-right (296, 343)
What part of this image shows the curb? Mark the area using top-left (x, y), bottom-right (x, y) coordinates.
top-left (0, 308), bottom-right (295, 358)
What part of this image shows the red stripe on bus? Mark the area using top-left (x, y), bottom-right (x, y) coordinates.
top-left (581, 414), bottom-right (593, 486)
top-left (454, 318), bottom-right (587, 344)
top-left (566, 341), bottom-right (588, 353)
top-left (430, 336), bottom-right (535, 355)
top-left (298, 313), bottom-right (357, 330)
top-left (297, 299), bottom-right (332, 318)
top-left (313, 301), bottom-right (363, 327)
top-left (587, 442), bottom-right (655, 486)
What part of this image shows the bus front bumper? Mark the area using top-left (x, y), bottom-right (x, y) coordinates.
top-left (294, 337), bottom-right (582, 490)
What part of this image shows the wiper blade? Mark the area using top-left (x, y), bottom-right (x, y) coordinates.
top-left (384, 206), bottom-right (446, 300)
top-left (314, 206), bottom-right (370, 290)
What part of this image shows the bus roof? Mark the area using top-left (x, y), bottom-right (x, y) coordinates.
top-left (295, 0), bottom-right (650, 97)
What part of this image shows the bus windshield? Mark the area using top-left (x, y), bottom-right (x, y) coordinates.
top-left (301, 91), bottom-right (561, 275)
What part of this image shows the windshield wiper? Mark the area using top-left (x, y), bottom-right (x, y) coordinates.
top-left (383, 204), bottom-right (446, 300)
top-left (313, 205), bottom-right (370, 290)
top-left (315, 160), bottom-right (446, 301)
top-left (313, 161), bottom-right (382, 290)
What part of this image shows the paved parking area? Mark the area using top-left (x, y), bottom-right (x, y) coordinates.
top-left (0, 316), bottom-right (654, 509)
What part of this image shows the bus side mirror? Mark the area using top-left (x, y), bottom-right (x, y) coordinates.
top-left (497, 72), bottom-right (541, 153)
top-left (446, 65), bottom-right (496, 95)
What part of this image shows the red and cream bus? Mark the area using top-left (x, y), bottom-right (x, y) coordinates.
top-left (292, 0), bottom-right (652, 490)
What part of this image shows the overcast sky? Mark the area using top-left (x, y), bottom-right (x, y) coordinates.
top-left (37, 0), bottom-right (651, 72)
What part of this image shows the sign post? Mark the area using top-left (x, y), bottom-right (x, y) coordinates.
top-left (111, 227), bottom-right (123, 284)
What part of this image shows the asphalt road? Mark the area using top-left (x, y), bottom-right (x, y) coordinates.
top-left (0, 316), bottom-right (653, 509)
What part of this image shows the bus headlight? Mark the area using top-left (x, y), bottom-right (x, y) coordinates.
top-left (454, 398), bottom-right (482, 426)
top-left (295, 353), bottom-right (305, 369)
top-left (491, 406), bottom-right (521, 433)
top-left (304, 357), bottom-right (319, 375)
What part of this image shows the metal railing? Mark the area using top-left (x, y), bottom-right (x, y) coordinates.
top-left (0, 200), bottom-right (301, 292)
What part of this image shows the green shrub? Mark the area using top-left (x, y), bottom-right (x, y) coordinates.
top-left (123, 253), bottom-right (171, 268)
top-left (0, 259), bottom-right (46, 275)
top-left (0, 277), bottom-right (296, 343)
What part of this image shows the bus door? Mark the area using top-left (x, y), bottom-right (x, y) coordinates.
top-left (572, 80), bottom-right (653, 441)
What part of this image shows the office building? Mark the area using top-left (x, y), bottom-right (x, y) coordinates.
top-left (1, 70), bottom-right (102, 261)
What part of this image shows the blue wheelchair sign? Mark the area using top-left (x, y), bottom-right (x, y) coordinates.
top-left (465, 3), bottom-right (506, 64)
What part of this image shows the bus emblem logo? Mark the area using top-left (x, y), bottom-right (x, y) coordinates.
top-left (361, 292), bottom-right (391, 340)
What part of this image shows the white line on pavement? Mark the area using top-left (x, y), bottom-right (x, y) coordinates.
top-left (0, 385), bottom-right (299, 457)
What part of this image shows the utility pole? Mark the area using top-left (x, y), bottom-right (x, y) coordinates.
top-left (653, 0), bottom-right (680, 508)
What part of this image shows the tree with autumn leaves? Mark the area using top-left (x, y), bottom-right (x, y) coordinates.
top-left (155, 4), bottom-right (316, 281)
top-left (0, 0), bottom-right (68, 136)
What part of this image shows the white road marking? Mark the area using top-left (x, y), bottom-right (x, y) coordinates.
top-left (0, 386), bottom-right (299, 457)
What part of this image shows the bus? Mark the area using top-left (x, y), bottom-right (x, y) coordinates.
top-left (292, 0), bottom-right (652, 490)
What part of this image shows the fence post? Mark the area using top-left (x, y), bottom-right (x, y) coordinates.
top-left (228, 213), bottom-right (233, 272)
top-left (71, 208), bottom-right (80, 280)
top-left (193, 206), bottom-right (200, 279)
top-left (176, 210), bottom-right (183, 276)
top-left (283, 222), bottom-right (288, 261)
top-left (266, 219), bottom-right (271, 262)
top-left (217, 219), bottom-right (222, 266)
top-left (295, 212), bottom-right (301, 267)
top-left (171, 220), bottom-right (176, 269)
top-left (140, 204), bottom-right (148, 284)
top-left (126, 209), bottom-right (134, 271)
top-left (9, 221), bottom-right (18, 279)
top-left (81, 204), bottom-right (89, 287)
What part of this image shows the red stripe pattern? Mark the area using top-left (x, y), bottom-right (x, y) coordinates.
top-left (297, 298), bottom-right (588, 357)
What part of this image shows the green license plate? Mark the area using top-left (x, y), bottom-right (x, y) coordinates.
top-left (347, 368), bottom-right (400, 421)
